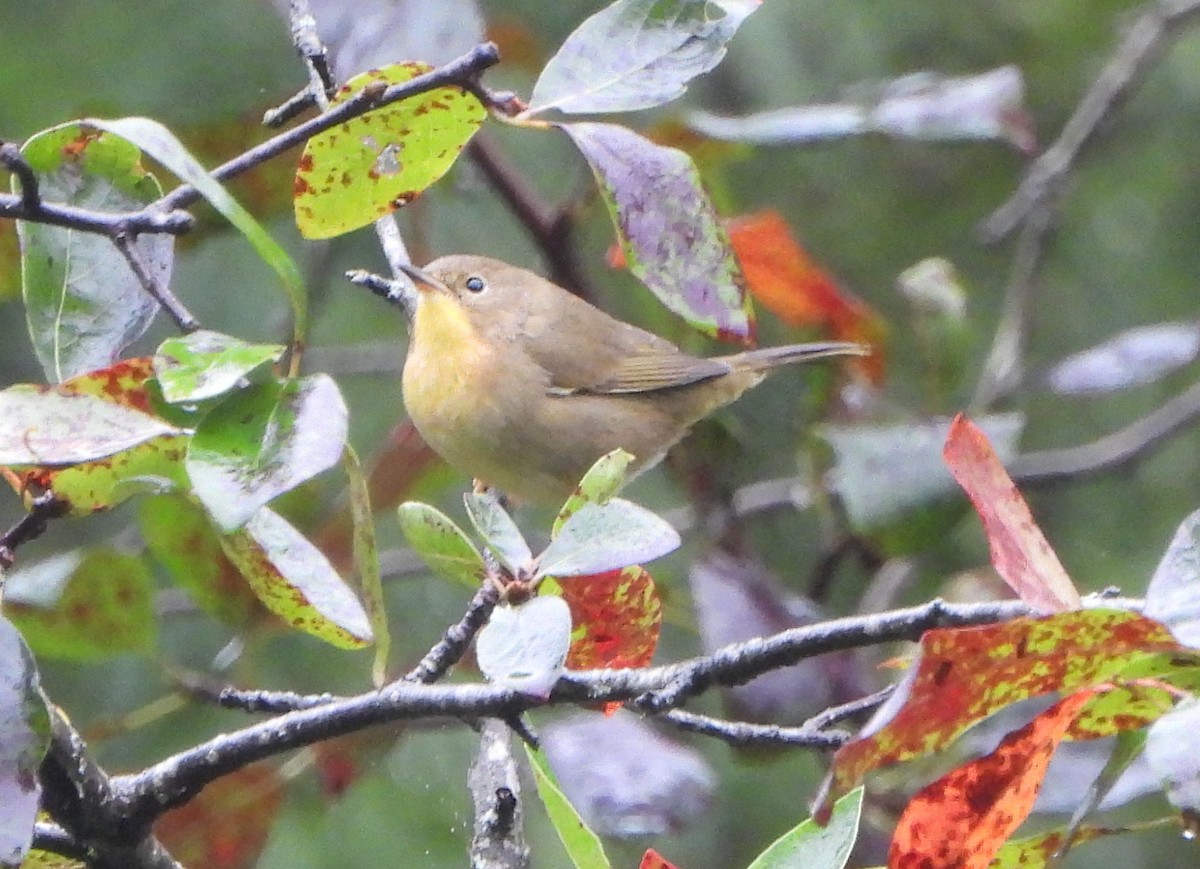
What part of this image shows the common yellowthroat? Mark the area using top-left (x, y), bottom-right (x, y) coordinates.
top-left (390, 255), bottom-right (867, 504)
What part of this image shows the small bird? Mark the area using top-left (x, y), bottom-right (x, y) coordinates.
top-left (392, 255), bottom-right (867, 504)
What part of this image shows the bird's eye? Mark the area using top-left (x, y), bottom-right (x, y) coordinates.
top-left (464, 275), bottom-right (487, 293)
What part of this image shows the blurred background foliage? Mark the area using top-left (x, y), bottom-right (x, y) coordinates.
top-left (2, 0), bottom-right (1199, 866)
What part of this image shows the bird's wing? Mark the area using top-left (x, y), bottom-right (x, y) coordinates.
top-left (544, 348), bottom-right (730, 396)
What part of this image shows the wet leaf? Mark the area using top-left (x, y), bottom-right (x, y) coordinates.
top-left (546, 565), bottom-right (661, 670)
top-left (2, 548), bottom-right (156, 660)
top-left (344, 445), bottom-right (389, 686)
top-left (1, 359), bottom-right (190, 515)
top-left (1043, 322), bottom-right (1200, 395)
top-left (463, 489), bottom-right (531, 573)
top-left (187, 374), bottom-right (348, 531)
top-left (525, 743), bottom-right (612, 868)
top-left (0, 615), bottom-right (48, 869)
top-left (17, 122), bottom-right (169, 382)
top-left (396, 501), bottom-right (484, 588)
top-left (690, 66), bottom-right (1033, 152)
top-left (475, 596), bottom-right (571, 697)
top-left (294, 62), bottom-right (485, 239)
top-left (218, 507), bottom-right (372, 649)
top-left (538, 499), bottom-right (679, 578)
top-left (154, 330), bottom-right (284, 404)
top-left (540, 712), bottom-right (715, 838)
top-left (560, 121), bottom-right (754, 343)
top-left (944, 414), bottom-right (1081, 611)
top-left (526, 0), bottom-right (760, 116)
top-left (1145, 507), bottom-right (1200, 646)
top-left (553, 448), bottom-right (634, 536)
top-left (747, 787), bottom-right (862, 869)
top-left (87, 116), bottom-right (307, 366)
top-left (155, 763), bottom-right (283, 869)
top-left (139, 495), bottom-right (261, 628)
top-left (889, 688), bottom-right (1101, 869)
top-left (820, 413), bottom-right (1024, 535)
top-left (727, 210), bottom-right (885, 383)
top-left (818, 609), bottom-right (1186, 813)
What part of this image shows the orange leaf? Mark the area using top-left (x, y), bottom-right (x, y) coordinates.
top-left (559, 566), bottom-right (662, 670)
top-left (943, 415), bottom-right (1081, 612)
top-left (727, 210), bottom-right (886, 383)
top-left (888, 687), bottom-right (1101, 869)
top-left (640, 848), bottom-right (681, 869)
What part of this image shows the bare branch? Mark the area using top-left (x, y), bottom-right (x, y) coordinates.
top-left (468, 720), bottom-right (529, 869)
top-left (658, 709), bottom-right (850, 749)
top-left (0, 491), bottom-right (68, 569)
top-left (111, 232), bottom-right (200, 333)
top-left (405, 583), bottom-right (500, 684)
top-left (0, 141), bottom-right (41, 211)
top-left (980, 0), bottom-right (1200, 243)
top-left (0, 194), bottom-right (194, 235)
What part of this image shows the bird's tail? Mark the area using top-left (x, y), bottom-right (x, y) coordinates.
top-left (720, 341), bottom-right (869, 373)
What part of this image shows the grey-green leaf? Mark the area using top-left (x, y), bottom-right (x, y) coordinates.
top-left (0, 615), bottom-right (49, 868)
top-left (476, 596), bottom-right (572, 697)
top-left (464, 490), bottom-right (532, 573)
top-left (537, 498), bottom-right (680, 578)
top-left (17, 122), bottom-right (170, 382)
top-left (553, 448), bottom-right (634, 537)
top-left (187, 374), bottom-right (348, 531)
top-left (397, 501), bottom-right (485, 588)
top-left (527, 0), bottom-right (760, 116)
top-left (746, 787), bottom-right (863, 869)
top-left (155, 330), bottom-right (284, 404)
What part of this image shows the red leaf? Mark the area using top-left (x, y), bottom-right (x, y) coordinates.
top-left (727, 210), bottom-right (886, 383)
top-left (641, 848), bottom-right (681, 869)
top-left (558, 566), bottom-right (662, 670)
top-left (888, 687), bottom-right (1101, 869)
top-left (943, 414), bottom-right (1081, 611)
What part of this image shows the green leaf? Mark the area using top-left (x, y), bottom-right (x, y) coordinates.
top-left (16, 122), bottom-right (170, 382)
top-left (154, 330), bottom-right (284, 404)
top-left (537, 499), bottom-right (680, 579)
top-left (218, 507), bottom-right (372, 649)
top-left (0, 614), bottom-right (48, 868)
top-left (187, 374), bottom-right (348, 531)
top-left (746, 787), bottom-right (862, 869)
top-left (559, 121), bottom-right (754, 343)
top-left (396, 501), bottom-right (484, 588)
top-left (139, 494), bottom-right (260, 628)
top-left (525, 744), bottom-right (612, 869)
top-left (0, 386), bottom-right (182, 467)
top-left (463, 490), bottom-right (532, 574)
top-left (3, 548), bottom-right (157, 660)
top-left (526, 0), bottom-right (761, 116)
top-left (344, 445), bottom-right (389, 687)
top-left (553, 448), bottom-right (634, 536)
top-left (85, 116), bottom-right (307, 368)
top-left (294, 62), bottom-right (486, 239)
top-left (476, 596), bottom-right (572, 697)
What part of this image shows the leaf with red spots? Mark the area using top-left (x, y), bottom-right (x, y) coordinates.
top-left (989, 818), bottom-right (1175, 869)
top-left (817, 609), bottom-right (1190, 816)
top-left (16, 122), bottom-right (170, 381)
top-left (944, 414), bottom-right (1082, 612)
top-left (218, 507), bottom-right (372, 649)
top-left (155, 764), bottom-right (282, 869)
top-left (2, 548), bottom-right (156, 660)
top-left (294, 62), bottom-right (486, 239)
top-left (548, 565), bottom-right (662, 670)
top-left (0, 359), bottom-right (189, 515)
top-left (887, 687), bottom-right (1102, 869)
top-left (139, 495), bottom-right (262, 629)
top-left (187, 374), bottom-right (348, 531)
top-left (726, 210), bottom-right (885, 383)
top-left (560, 121), bottom-right (755, 344)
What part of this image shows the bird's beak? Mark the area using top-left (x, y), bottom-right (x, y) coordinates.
top-left (397, 263), bottom-right (452, 297)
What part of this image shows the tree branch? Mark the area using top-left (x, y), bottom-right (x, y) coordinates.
top-left (658, 709), bottom-right (850, 749)
top-left (468, 719), bottom-right (529, 869)
top-left (111, 232), bottom-right (200, 334)
top-left (0, 491), bottom-right (68, 569)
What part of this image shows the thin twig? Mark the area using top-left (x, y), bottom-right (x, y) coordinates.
top-left (980, 0), bottom-right (1200, 243)
top-left (1013, 377), bottom-right (1200, 483)
top-left (801, 684), bottom-right (895, 731)
top-left (658, 709), bottom-right (850, 749)
top-left (0, 194), bottom-right (193, 235)
top-left (111, 232), bottom-right (201, 333)
top-left (0, 141), bottom-right (41, 210)
top-left (0, 491), bottom-right (68, 569)
top-left (405, 583), bottom-right (500, 684)
top-left (31, 822), bottom-right (90, 863)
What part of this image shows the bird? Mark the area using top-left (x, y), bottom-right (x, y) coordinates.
top-left (390, 254), bottom-right (868, 504)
